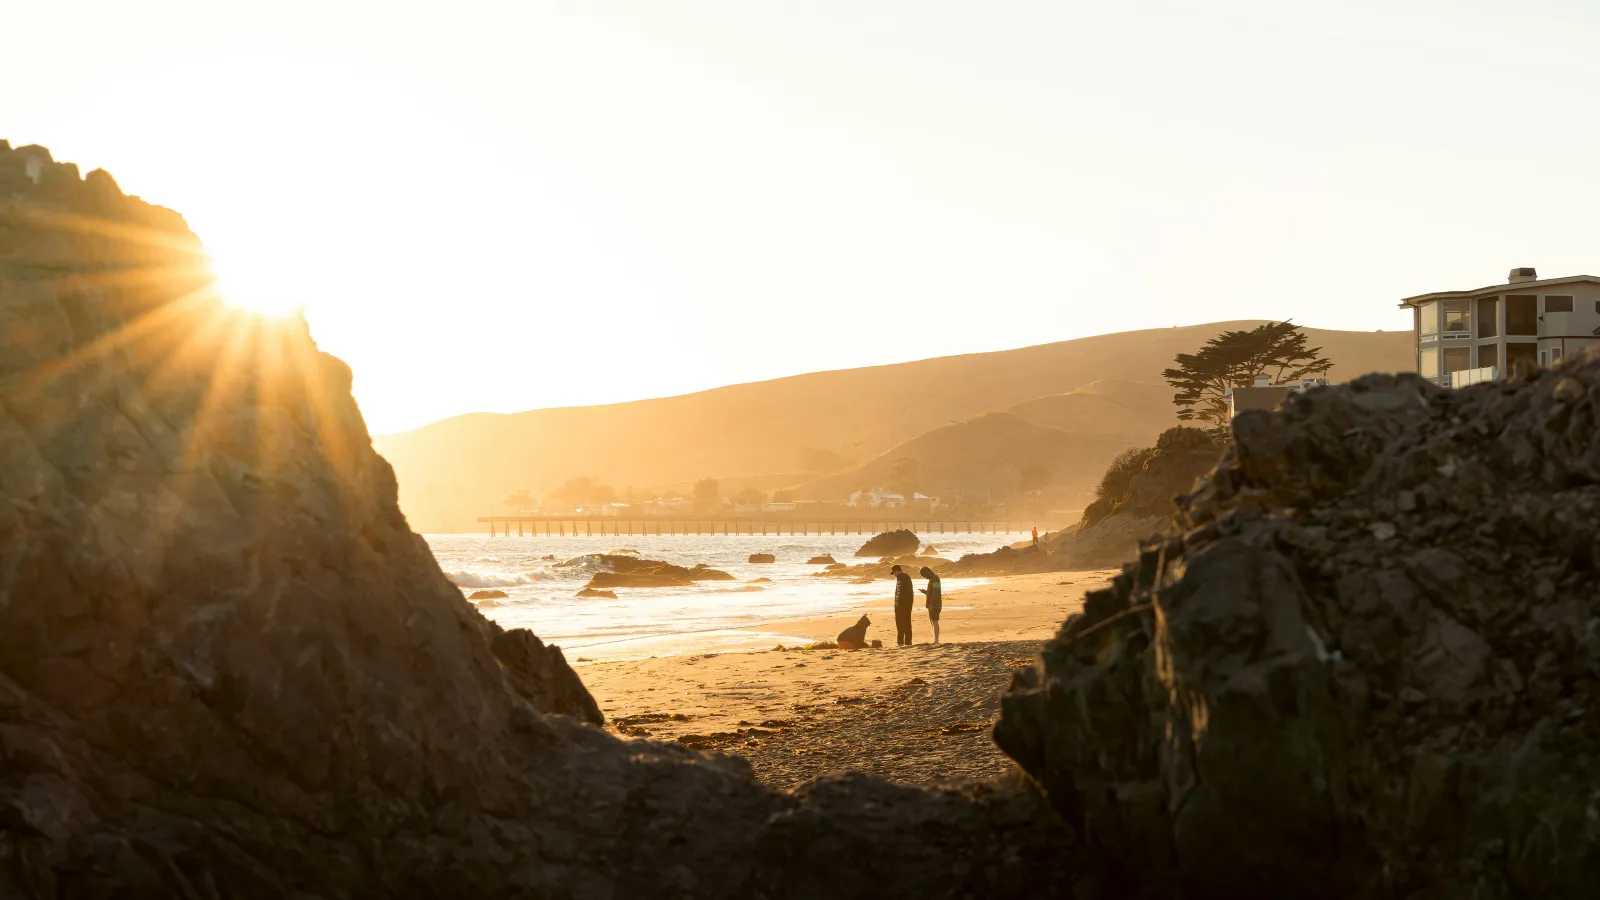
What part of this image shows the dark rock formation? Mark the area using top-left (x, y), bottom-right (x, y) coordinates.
top-left (0, 143), bottom-right (1078, 899)
top-left (854, 529), bottom-right (919, 557)
top-left (468, 588), bottom-right (509, 600)
top-left (748, 552), bottom-right (776, 564)
top-left (999, 366), bottom-right (1600, 898)
top-left (806, 554), bottom-right (837, 565)
top-left (580, 554), bottom-right (732, 588)
top-left (576, 587), bottom-right (618, 599)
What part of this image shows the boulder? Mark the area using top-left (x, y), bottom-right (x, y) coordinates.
top-left (998, 366), bottom-right (1600, 897)
top-left (807, 554), bottom-right (837, 565)
top-left (855, 530), bottom-right (919, 557)
top-left (577, 587), bottom-right (618, 599)
top-left (587, 571), bottom-right (694, 589)
top-left (748, 552), bottom-right (776, 564)
top-left (468, 589), bottom-right (509, 600)
top-left (0, 144), bottom-right (1079, 898)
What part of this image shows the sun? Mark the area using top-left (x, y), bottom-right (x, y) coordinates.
top-left (203, 231), bottom-right (306, 317)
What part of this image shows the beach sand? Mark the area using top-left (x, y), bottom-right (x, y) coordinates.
top-left (574, 569), bottom-right (1116, 788)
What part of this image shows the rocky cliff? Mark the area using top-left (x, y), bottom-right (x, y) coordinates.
top-left (0, 142), bottom-right (1077, 898)
top-left (999, 366), bottom-right (1600, 897)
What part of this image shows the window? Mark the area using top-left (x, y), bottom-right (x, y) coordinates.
top-left (1477, 297), bottom-right (1498, 337)
top-left (1552, 347), bottom-right (1564, 364)
top-left (1506, 342), bottom-right (1537, 373)
top-left (1479, 343), bottom-right (1499, 373)
top-left (1443, 346), bottom-right (1471, 374)
top-left (1546, 296), bottom-right (1573, 313)
top-left (1506, 295), bottom-right (1538, 335)
top-left (1419, 348), bottom-right (1438, 377)
top-left (1418, 301), bottom-right (1438, 338)
top-left (1442, 299), bottom-right (1471, 333)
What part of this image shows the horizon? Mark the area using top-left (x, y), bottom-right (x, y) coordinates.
top-left (9, 1), bottom-right (1598, 432)
top-left (371, 316), bottom-right (1389, 436)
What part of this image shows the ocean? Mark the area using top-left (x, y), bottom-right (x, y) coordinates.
top-left (424, 532), bottom-right (1027, 660)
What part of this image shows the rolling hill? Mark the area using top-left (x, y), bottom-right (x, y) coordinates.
top-left (372, 322), bottom-right (1412, 532)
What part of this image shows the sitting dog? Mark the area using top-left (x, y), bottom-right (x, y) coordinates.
top-left (836, 614), bottom-right (872, 650)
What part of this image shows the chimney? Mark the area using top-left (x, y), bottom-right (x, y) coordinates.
top-left (1509, 267), bottom-right (1538, 283)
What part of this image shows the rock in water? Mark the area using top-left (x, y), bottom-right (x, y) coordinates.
top-left (468, 588), bottom-right (509, 599)
top-left (806, 554), bottom-right (837, 565)
top-left (854, 529), bottom-right (918, 557)
top-left (748, 552), bottom-right (776, 563)
top-left (997, 367), bottom-right (1600, 898)
top-left (0, 143), bottom-right (1077, 898)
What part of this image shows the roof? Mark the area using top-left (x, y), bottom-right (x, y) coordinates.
top-left (1398, 275), bottom-right (1600, 308)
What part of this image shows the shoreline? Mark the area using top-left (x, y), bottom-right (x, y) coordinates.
top-left (574, 570), bottom-right (1115, 787)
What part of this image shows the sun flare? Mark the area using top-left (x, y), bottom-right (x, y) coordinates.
top-left (204, 234), bottom-right (306, 317)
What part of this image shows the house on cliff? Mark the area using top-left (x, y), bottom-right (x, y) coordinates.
top-left (1401, 267), bottom-right (1600, 386)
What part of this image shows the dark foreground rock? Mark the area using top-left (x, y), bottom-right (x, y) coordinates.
top-left (0, 143), bottom-right (1078, 899)
top-left (854, 529), bottom-right (919, 557)
top-left (999, 366), bottom-right (1600, 898)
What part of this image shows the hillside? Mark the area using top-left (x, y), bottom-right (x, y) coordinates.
top-left (789, 412), bottom-right (1134, 502)
top-left (1004, 378), bottom-right (1180, 440)
top-left (374, 323), bottom-right (1412, 532)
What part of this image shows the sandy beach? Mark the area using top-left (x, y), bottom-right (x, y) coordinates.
top-left (575, 569), bottom-right (1116, 787)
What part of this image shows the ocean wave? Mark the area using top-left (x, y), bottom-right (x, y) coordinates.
top-left (446, 569), bottom-right (554, 588)
top-left (474, 556), bottom-right (503, 563)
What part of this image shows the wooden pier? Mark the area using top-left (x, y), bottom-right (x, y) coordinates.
top-left (476, 516), bottom-right (1018, 537)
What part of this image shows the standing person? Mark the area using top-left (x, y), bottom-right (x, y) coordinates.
top-left (1031, 526), bottom-right (1039, 548)
top-left (919, 566), bottom-right (942, 643)
top-left (891, 564), bottom-right (914, 646)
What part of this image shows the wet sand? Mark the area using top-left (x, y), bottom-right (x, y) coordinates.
top-left (574, 570), bottom-right (1115, 787)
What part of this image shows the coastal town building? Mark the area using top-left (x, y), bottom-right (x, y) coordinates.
top-left (1400, 267), bottom-right (1600, 387)
top-left (1227, 377), bottom-right (1331, 419)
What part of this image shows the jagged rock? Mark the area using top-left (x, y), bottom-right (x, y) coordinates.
top-left (998, 366), bottom-right (1600, 898)
top-left (579, 555), bottom-right (732, 588)
top-left (0, 143), bottom-right (1078, 899)
top-left (748, 553), bottom-right (776, 564)
top-left (468, 589), bottom-right (508, 600)
top-left (577, 587), bottom-right (618, 599)
top-left (806, 555), bottom-right (837, 565)
top-left (587, 571), bottom-right (694, 588)
top-left (854, 530), bottom-right (919, 557)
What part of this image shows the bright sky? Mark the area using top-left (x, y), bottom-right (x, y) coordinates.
top-left (7, 1), bottom-right (1599, 433)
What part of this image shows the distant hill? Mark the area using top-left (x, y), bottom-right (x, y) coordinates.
top-left (1004, 379), bottom-right (1180, 439)
top-left (789, 412), bottom-right (1135, 502)
top-left (373, 322), bottom-right (1412, 532)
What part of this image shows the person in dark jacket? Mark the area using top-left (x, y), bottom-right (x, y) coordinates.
top-left (891, 564), bottom-right (914, 646)
top-left (919, 566), bottom-right (942, 643)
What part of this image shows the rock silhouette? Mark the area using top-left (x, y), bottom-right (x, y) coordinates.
top-left (0, 142), bottom-right (1076, 898)
top-left (999, 366), bottom-right (1600, 898)
top-left (854, 529), bottom-right (919, 557)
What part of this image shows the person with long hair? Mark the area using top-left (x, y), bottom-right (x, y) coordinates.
top-left (919, 566), bottom-right (942, 643)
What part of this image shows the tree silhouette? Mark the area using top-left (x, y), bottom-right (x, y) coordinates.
top-left (1162, 321), bottom-right (1333, 430)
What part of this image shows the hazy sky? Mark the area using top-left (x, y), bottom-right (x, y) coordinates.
top-left (6, 1), bottom-right (1598, 433)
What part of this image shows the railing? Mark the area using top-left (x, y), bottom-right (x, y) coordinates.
top-left (476, 516), bottom-right (1020, 537)
top-left (1450, 365), bottom-right (1498, 388)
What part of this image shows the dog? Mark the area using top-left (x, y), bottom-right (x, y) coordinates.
top-left (836, 614), bottom-right (872, 650)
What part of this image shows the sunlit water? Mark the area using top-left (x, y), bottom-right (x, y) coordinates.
top-left (424, 532), bottom-right (1027, 660)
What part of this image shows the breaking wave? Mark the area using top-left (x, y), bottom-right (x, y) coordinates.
top-left (445, 569), bottom-right (558, 588)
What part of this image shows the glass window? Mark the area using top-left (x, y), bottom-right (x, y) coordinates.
top-left (1477, 297), bottom-right (1498, 338)
top-left (1506, 295), bottom-right (1538, 335)
top-left (1479, 343), bottom-right (1499, 373)
top-left (1545, 295), bottom-right (1573, 313)
top-left (1418, 301), bottom-right (1438, 338)
top-left (1419, 348), bottom-right (1438, 377)
top-left (1442, 299), bottom-right (1471, 332)
top-left (1506, 342), bottom-right (1537, 373)
top-left (1443, 347), bottom-right (1471, 374)
top-left (1552, 347), bottom-right (1564, 363)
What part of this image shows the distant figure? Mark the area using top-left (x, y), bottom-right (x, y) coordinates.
top-left (891, 564), bottom-right (915, 646)
top-left (1031, 526), bottom-right (1039, 548)
top-left (919, 566), bottom-right (942, 643)
top-left (836, 614), bottom-right (872, 650)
